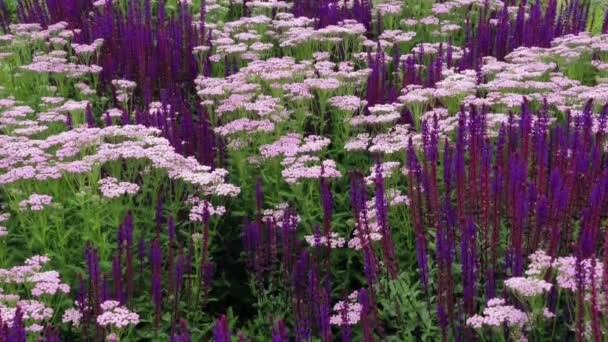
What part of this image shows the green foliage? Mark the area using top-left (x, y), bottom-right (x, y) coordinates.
top-left (376, 272), bottom-right (440, 341)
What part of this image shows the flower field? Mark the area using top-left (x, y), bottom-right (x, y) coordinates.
top-left (0, 0), bottom-right (607, 340)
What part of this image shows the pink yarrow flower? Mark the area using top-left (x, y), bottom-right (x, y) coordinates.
top-left (18, 194), bottom-right (53, 211)
top-left (98, 177), bottom-right (140, 198)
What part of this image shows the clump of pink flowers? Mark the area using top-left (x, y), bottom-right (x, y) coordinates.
top-left (188, 198), bottom-right (226, 222)
top-left (0, 255), bottom-right (70, 296)
top-left (62, 306), bottom-right (82, 328)
top-left (0, 299), bottom-right (55, 332)
top-left (111, 79), bottom-right (137, 103)
top-left (466, 298), bottom-right (528, 329)
top-left (525, 250), bottom-right (604, 292)
top-left (330, 291), bottom-right (363, 326)
top-left (0, 255), bottom-right (70, 334)
top-left (96, 300), bottom-right (140, 332)
top-left (18, 193), bottom-right (53, 211)
top-left (504, 277), bottom-right (552, 297)
top-left (304, 232), bottom-right (346, 248)
top-left (98, 177), bottom-right (140, 199)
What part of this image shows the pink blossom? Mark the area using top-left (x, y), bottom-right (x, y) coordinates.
top-left (329, 291), bottom-right (363, 326)
top-left (18, 193), bottom-right (53, 211)
top-left (467, 300), bottom-right (528, 329)
top-left (62, 307), bottom-right (82, 327)
top-left (304, 232), bottom-right (345, 248)
top-left (504, 277), bottom-right (552, 297)
top-left (96, 301), bottom-right (140, 329)
top-left (98, 177), bottom-right (140, 199)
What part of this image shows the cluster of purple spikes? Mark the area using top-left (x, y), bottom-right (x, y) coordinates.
top-left (460, 0), bottom-right (593, 68)
top-left (405, 99), bottom-right (608, 341)
top-left (71, 203), bottom-right (220, 341)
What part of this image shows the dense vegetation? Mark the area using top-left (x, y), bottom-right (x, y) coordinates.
top-left (0, 0), bottom-right (608, 340)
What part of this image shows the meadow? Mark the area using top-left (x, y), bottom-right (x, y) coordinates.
top-left (0, 0), bottom-right (608, 340)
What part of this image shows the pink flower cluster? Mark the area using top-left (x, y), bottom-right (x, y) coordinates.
top-left (21, 56), bottom-right (102, 78)
top-left (214, 118), bottom-right (275, 137)
top-left (524, 250), bottom-right (604, 292)
top-left (348, 200), bottom-right (384, 249)
top-left (0, 256), bottom-right (70, 334)
top-left (96, 300), bottom-right (140, 329)
top-left (329, 291), bottom-right (363, 326)
top-left (466, 298), bottom-right (528, 329)
top-left (111, 79), bottom-right (137, 103)
top-left (281, 157), bottom-right (342, 184)
top-left (304, 232), bottom-right (346, 248)
top-left (259, 133), bottom-right (330, 160)
top-left (62, 307), bottom-right (83, 328)
top-left (525, 249), bottom-right (553, 276)
top-left (262, 203), bottom-right (301, 227)
top-left (0, 255), bottom-right (70, 296)
top-left (18, 193), bottom-right (53, 211)
top-left (98, 177), bottom-right (140, 199)
top-left (552, 255), bottom-right (604, 291)
top-left (0, 299), bottom-right (54, 332)
top-left (504, 277), bottom-right (552, 297)
top-left (188, 199), bottom-right (226, 222)
top-left (0, 125), bottom-right (240, 198)
top-left (328, 95), bottom-right (367, 112)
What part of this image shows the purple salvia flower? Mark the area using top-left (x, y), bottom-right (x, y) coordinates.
top-left (374, 158), bottom-right (398, 279)
top-left (121, 107), bottom-right (130, 125)
top-left (400, 105), bottom-right (415, 127)
top-left (112, 255), bottom-right (124, 304)
top-left (150, 238), bottom-right (163, 329)
top-left (101, 272), bottom-right (110, 304)
top-left (213, 315), bottom-right (231, 342)
top-left (293, 250), bottom-right (310, 299)
top-left (281, 208), bottom-right (296, 281)
top-left (446, 39), bottom-right (453, 68)
top-left (11, 306), bottom-right (26, 342)
top-left (319, 285), bottom-right (332, 342)
top-left (272, 319), bottom-right (289, 342)
top-left (76, 273), bottom-right (88, 337)
top-left (495, 4), bottom-right (511, 60)
top-left (43, 325), bottom-right (61, 342)
top-left (339, 294), bottom-right (352, 342)
top-left (85, 104), bottom-right (95, 128)
top-left (65, 112), bottom-right (73, 130)
top-left (575, 252), bottom-right (586, 341)
top-left (104, 112), bottom-right (112, 127)
top-left (243, 219), bottom-right (257, 271)
top-left (391, 43), bottom-right (400, 72)
top-left (85, 242), bottom-right (101, 312)
top-left (358, 288), bottom-right (374, 342)
top-left (406, 141), bottom-right (429, 291)
top-left (439, 139), bottom-right (456, 327)
top-left (0, 0), bottom-right (9, 32)
top-left (460, 217), bottom-right (477, 317)
top-left (172, 319), bottom-right (191, 342)
top-left (548, 169), bottom-right (569, 257)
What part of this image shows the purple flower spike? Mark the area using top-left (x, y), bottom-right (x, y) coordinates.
top-left (213, 315), bottom-right (231, 342)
